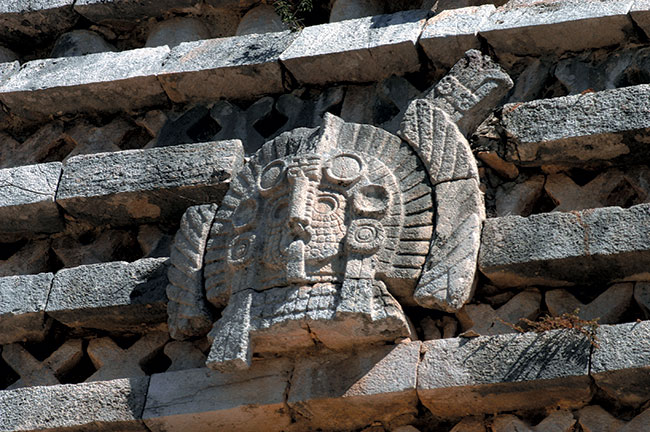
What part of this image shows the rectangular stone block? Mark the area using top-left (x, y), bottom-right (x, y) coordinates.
top-left (501, 85), bottom-right (650, 167)
top-left (0, 377), bottom-right (149, 431)
top-left (0, 0), bottom-right (77, 45)
top-left (46, 258), bottom-right (169, 333)
top-left (74, 0), bottom-right (199, 24)
top-left (287, 343), bottom-right (420, 431)
top-left (631, 0), bottom-right (650, 38)
top-left (417, 330), bottom-right (592, 417)
top-left (56, 140), bottom-right (244, 226)
top-left (158, 31), bottom-right (296, 104)
top-left (419, 5), bottom-right (495, 68)
top-left (280, 10), bottom-right (427, 85)
top-left (592, 321), bottom-right (650, 407)
top-left (479, 204), bottom-right (650, 288)
top-left (480, 0), bottom-right (634, 57)
top-left (0, 162), bottom-right (63, 234)
top-left (0, 47), bottom-right (169, 121)
top-left (0, 273), bottom-right (53, 344)
top-left (143, 360), bottom-right (292, 432)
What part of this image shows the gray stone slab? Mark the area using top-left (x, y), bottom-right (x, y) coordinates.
top-left (158, 31), bottom-right (296, 104)
top-left (0, 377), bottom-right (149, 431)
top-left (143, 359), bottom-right (292, 432)
top-left (287, 343), bottom-right (420, 431)
top-left (74, 0), bottom-right (200, 26)
top-left (0, 61), bottom-right (18, 87)
top-left (418, 330), bottom-right (592, 417)
top-left (479, 204), bottom-right (650, 288)
top-left (501, 84), bottom-right (650, 168)
top-left (591, 321), bottom-right (650, 407)
top-left (419, 5), bottom-right (495, 68)
top-left (56, 140), bottom-right (244, 226)
top-left (480, 0), bottom-right (634, 57)
top-left (0, 162), bottom-right (63, 234)
top-left (0, 47), bottom-right (169, 121)
top-left (0, 273), bottom-right (52, 344)
top-left (631, 0), bottom-right (650, 38)
top-left (47, 258), bottom-right (169, 333)
top-left (280, 10), bottom-right (428, 85)
top-left (0, 0), bottom-right (78, 45)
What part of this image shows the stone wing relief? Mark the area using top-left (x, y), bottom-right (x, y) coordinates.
top-left (166, 50), bottom-right (513, 371)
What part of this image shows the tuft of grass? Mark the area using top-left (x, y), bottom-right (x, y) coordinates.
top-left (273, 0), bottom-right (313, 30)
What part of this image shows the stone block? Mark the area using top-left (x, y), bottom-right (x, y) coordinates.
top-left (417, 330), bottom-right (592, 417)
top-left (0, 0), bottom-right (78, 46)
top-left (0, 122), bottom-right (68, 169)
top-left (480, 0), bottom-right (634, 57)
top-left (74, 0), bottom-right (199, 28)
top-left (479, 204), bottom-right (650, 288)
top-left (236, 4), bottom-right (287, 36)
top-left (145, 17), bottom-right (210, 48)
top-left (56, 140), bottom-right (244, 226)
top-left (419, 5), bottom-right (495, 68)
top-left (158, 31), bottom-right (296, 104)
top-left (143, 359), bottom-right (293, 432)
top-left (0, 47), bottom-right (169, 121)
top-left (0, 162), bottom-right (63, 235)
top-left (0, 239), bottom-right (51, 278)
top-left (578, 405), bottom-right (626, 432)
top-left (287, 343), bottom-right (420, 431)
top-left (501, 84), bottom-right (650, 168)
top-left (0, 273), bottom-right (53, 344)
top-left (634, 282), bottom-right (650, 317)
top-left (280, 10), bottom-right (427, 85)
top-left (545, 283), bottom-right (633, 324)
top-left (50, 30), bottom-right (116, 58)
top-left (0, 377), bottom-right (149, 431)
top-left (51, 229), bottom-right (139, 268)
top-left (591, 321), bottom-right (650, 407)
top-left (631, 0), bottom-right (650, 38)
top-left (495, 175), bottom-right (544, 217)
top-left (46, 258), bottom-right (169, 333)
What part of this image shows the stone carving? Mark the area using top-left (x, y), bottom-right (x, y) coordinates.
top-left (167, 51), bottom-right (512, 371)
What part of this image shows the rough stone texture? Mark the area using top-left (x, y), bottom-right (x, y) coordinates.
top-left (143, 359), bottom-right (293, 432)
top-left (236, 4), bottom-right (287, 36)
top-left (480, 0), bottom-right (635, 57)
top-left (0, 122), bottom-right (69, 169)
top-left (578, 405), bottom-right (626, 432)
top-left (74, 0), bottom-right (200, 29)
top-left (0, 273), bottom-right (53, 344)
top-left (0, 162), bottom-right (63, 235)
top-left (330, 0), bottom-right (385, 22)
top-left (419, 5), bottom-right (495, 68)
top-left (507, 58), bottom-right (552, 103)
top-left (591, 321), bottom-right (650, 407)
top-left (635, 282), bottom-right (650, 317)
top-left (287, 343), bottom-right (420, 431)
top-left (158, 31), bottom-right (296, 104)
top-left (0, 46), bottom-right (18, 63)
top-left (210, 98), bottom-right (274, 154)
top-left (456, 289), bottom-right (541, 336)
top-left (0, 377), bottom-right (149, 431)
top-left (56, 140), bottom-right (244, 226)
top-left (164, 341), bottom-right (207, 371)
top-left (418, 330), bottom-right (592, 417)
top-left (0, 47), bottom-right (170, 121)
top-left (280, 10), bottom-right (427, 85)
top-left (631, 0), bottom-right (650, 39)
top-left (86, 333), bottom-right (169, 382)
top-left (450, 417), bottom-right (486, 432)
top-left (0, 0), bottom-right (78, 46)
top-left (50, 30), bottom-right (116, 58)
top-left (545, 283), bottom-right (633, 324)
top-left (0, 239), bottom-right (51, 278)
top-left (492, 411), bottom-right (576, 432)
top-left (479, 204), bottom-right (650, 288)
top-left (47, 258), bottom-right (169, 333)
top-left (502, 85), bottom-right (650, 167)
top-left (145, 17), bottom-right (210, 48)
top-left (64, 118), bottom-right (133, 159)
top-left (495, 175), bottom-right (545, 217)
top-left (273, 87), bottom-right (346, 139)
top-left (51, 229), bottom-right (138, 268)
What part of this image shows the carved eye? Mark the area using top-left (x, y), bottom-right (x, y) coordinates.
top-left (353, 184), bottom-right (390, 217)
top-left (323, 153), bottom-right (363, 185)
top-left (346, 219), bottom-right (385, 254)
top-left (314, 194), bottom-right (339, 216)
top-left (259, 160), bottom-right (286, 195)
top-left (270, 199), bottom-right (289, 225)
top-left (228, 232), bottom-right (256, 268)
top-left (232, 198), bottom-right (258, 231)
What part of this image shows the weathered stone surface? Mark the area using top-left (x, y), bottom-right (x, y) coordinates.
top-left (51, 229), bottom-right (138, 268)
top-left (495, 175), bottom-right (544, 217)
top-left (87, 332), bottom-right (169, 381)
top-left (0, 377), bottom-right (149, 431)
top-left (414, 179), bottom-right (484, 312)
top-left (0, 0), bottom-right (78, 46)
top-left (492, 411), bottom-right (576, 432)
top-left (0, 162), bottom-right (63, 234)
top-left (64, 118), bottom-right (134, 159)
top-left (0, 47), bottom-right (169, 120)
top-left (287, 343), bottom-right (420, 431)
top-left (154, 106), bottom-right (218, 148)
top-left (631, 0), bottom-right (650, 38)
top-left (0, 46), bottom-right (18, 63)
top-left (456, 289), bottom-right (541, 336)
top-left (480, 0), bottom-right (635, 57)
top-left (74, 0), bottom-right (199, 28)
top-left (0, 273), bottom-right (53, 344)
top-left (546, 283), bottom-right (633, 324)
top-left (0, 239), bottom-right (51, 278)
top-left (273, 87), bottom-right (346, 138)
top-left (164, 341), bottom-right (207, 371)
top-left (591, 321), bottom-right (650, 407)
top-left (236, 4), bottom-right (287, 36)
top-left (622, 407), bottom-right (650, 431)
top-left (280, 10), bottom-right (427, 85)
top-left (145, 17), bottom-right (210, 48)
top-left (450, 417), bottom-right (486, 432)
top-left (47, 258), bottom-right (169, 333)
top-left (634, 282), bottom-right (650, 317)
top-left (479, 204), bottom-right (650, 288)
top-left (418, 330), bottom-right (592, 417)
top-left (507, 58), bottom-right (552, 103)
top-left (330, 0), bottom-right (385, 22)
top-left (143, 359), bottom-right (292, 432)
top-left (56, 140), bottom-right (244, 225)
top-left (419, 5), bottom-right (495, 68)
top-left (578, 405), bottom-right (626, 432)
top-left (158, 31), bottom-right (296, 103)
top-left (2, 339), bottom-right (82, 389)
top-left (502, 85), bottom-right (650, 167)
top-left (0, 122), bottom-right (69, 168)
top-left (137, 225), bottom-right (172, 258)
top-left (50, 30), bottom-right (116, 58)
top-left (210, 98), bottom-right (274, 154)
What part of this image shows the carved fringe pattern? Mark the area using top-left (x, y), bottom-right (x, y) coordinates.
top-left (166, 203), bottom-right (218, 340)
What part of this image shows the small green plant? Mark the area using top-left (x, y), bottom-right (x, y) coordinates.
top-left (273, 0), bottom-right (313, 30)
